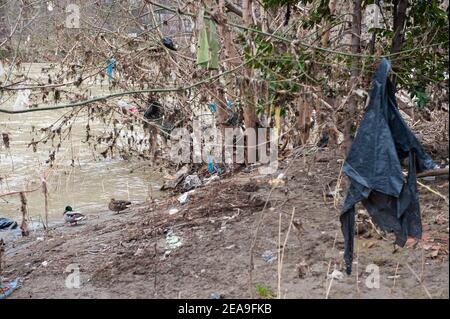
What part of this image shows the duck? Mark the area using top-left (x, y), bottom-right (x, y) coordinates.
top-left (108, 198), bottom-right (132, 213)
top-left (63, 206), bottom-right (86, 226)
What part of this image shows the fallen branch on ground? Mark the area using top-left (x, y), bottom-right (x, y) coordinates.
top-left (417, 168), bottom-right (449, 178)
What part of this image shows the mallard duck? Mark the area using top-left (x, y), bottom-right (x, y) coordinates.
top-left (63, 206), bottom-right (86, 226)
top-left (109, 198), bottom-right (131, 213)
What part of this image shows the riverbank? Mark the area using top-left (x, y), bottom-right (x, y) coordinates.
top-left (1, 149), bottom-right (448, 299)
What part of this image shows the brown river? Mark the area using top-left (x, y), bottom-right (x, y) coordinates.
top-left (0, 63), bottom-right (162, 225)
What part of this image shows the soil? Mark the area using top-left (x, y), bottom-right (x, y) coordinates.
top-left (1, 149), bottom-right (448, 299)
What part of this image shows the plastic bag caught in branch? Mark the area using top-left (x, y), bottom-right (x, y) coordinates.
top-left (13, 90), bottom-right (31, 111)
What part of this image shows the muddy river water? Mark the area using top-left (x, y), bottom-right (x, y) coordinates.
top-left (0, 63), bottom-right (162, 224)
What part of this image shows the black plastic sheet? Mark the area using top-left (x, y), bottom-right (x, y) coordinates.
top-left (0, 217), bottom-right (18, 230)
top-left (340, 58), bottom-right (437, 275)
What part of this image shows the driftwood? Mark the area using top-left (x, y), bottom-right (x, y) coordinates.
top-left (417, 168), bottom-right (449, 178)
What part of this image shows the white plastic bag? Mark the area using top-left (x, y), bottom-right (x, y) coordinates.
top-left (13, 89), bottom-right (31, 110)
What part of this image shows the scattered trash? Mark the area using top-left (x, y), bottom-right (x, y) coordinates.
top-left (326, 190), bottom-right (340, 198)
top-left (161, 166), bottom-right (189, 190)
top-left (328, 269), bottom-right (344, 281)
top-left (226, 111), bottom-right (239, 127)
top-left (0, 61), bottom-right (4, 77)
top-left (340, 58), bottom-right (437, 275)
top-left (203, 175), bottom-right (220, 185)
top-left (207, 157), bottom-right (215, 174)
top-left (208, 103), bottom-right (217, 113)
top-left (178, 193), bottom-right (189, 205)
top-left (0, 218), bottom-right (18, 230)
top-left (211, 292), bottom-right (222, 299)
top-left (225, 244), bottom-right (235, 250)
top-left (354, 88), bottom-right (368, 98)
top-left (36, 237), bottom-right (44, 241)
top-left (226, 100), bottom-right (234, 109)
top-left (387, 275), bottom-right (401, 280)
top-left (0, 278), bottom-right (21, 299)
top-left (118, 100), bottom-right (137, 114)
top-left (183, 174), bottom-right (202, 191)
top-left (207, 156), bottom-right (222, 175)
top-left (41, 261), bottom-right (48, 267)
top-left (162, 37), bottom-right (177, 51)
top-left (117, 100), bottom-right (128, 109)
top-left (13, 89), bottom-right (31, 110)
top-left (168, 208), bottom-right (179, 215)
top-left (47, 1), bottom-right (54, 11)
top-left (144, 101), bottom-right (162, 120)
top-left (106, 58), bottom-right (116, 80)
top-left (421, 176), bottom-right (436, 181)
top-left (262, 250), bottom-right (276, 263)
top-left (178, 190), bottom-right (195, 205)
top-left (164, 229), bottom-right (183, 257)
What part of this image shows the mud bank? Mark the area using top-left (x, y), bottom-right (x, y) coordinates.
top-left (1, 152), bottom-right (448, 299)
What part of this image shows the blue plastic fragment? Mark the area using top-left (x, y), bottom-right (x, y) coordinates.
top-left (162, 37), bottom-right (177, 51)
top-left (208, 103), bottom-right (217, 113)
top-left (207, 156), bottom-right (223, 175)
top-left (207, 156), bottom-right (215, 174)
top-left (226, 100), bottom-right (233, 109)
top-left (0, 278), bottom-right (21, 299)
top-left (107, 58), bottom-right (116, 80)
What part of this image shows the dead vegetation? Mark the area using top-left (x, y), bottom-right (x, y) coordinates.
top-left (0, 0), bottom-right (448, 300)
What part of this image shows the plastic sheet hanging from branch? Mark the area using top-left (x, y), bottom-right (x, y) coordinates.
top-left (196, 17), bottom-right (219, 70)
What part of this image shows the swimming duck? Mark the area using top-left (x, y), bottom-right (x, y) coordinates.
top-left (109, 198), bottom-right (132, 213)
top-left (63, 206), bottom-right (86, 226)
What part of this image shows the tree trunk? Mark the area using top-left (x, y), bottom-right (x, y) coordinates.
top-left (241, 0), bottom-right (257, 130)
top-left (321, 0), bottom-right (337, 47)
top-left (391, 0), bottom-right (409, 85)
top-left (344, 0), bottom-right (362, 154)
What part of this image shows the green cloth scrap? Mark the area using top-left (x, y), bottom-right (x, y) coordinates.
top-left (197, 19), bottom-right (219, 70)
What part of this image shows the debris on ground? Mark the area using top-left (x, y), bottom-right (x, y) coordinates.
top-left (203, 175), bottom-right (220, 185)
top-left (211, 292), bottom-right (222, 299)
top-left (0, 218), bottom-right (18, 230)
top-left (164, 229), bottom-right (183, 253)
top-left (183, 175), bottom-right (202, 191)
top-left (1, 152), bottom-right (447, 299)
top-left (262, 250), bottom-right (276, 263)
top-left (161, 166), bottom-right (189, 190)
top-left (162, 37), bottom-right (177, 51)
top-left (328, 269), bottom-right (344, 281)
top-left (0, 278), bottom-right (21, 299)
top-left (117, 100), bottom-right (137, 114)
top-left (296, 261), bottom-right (309, 279)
